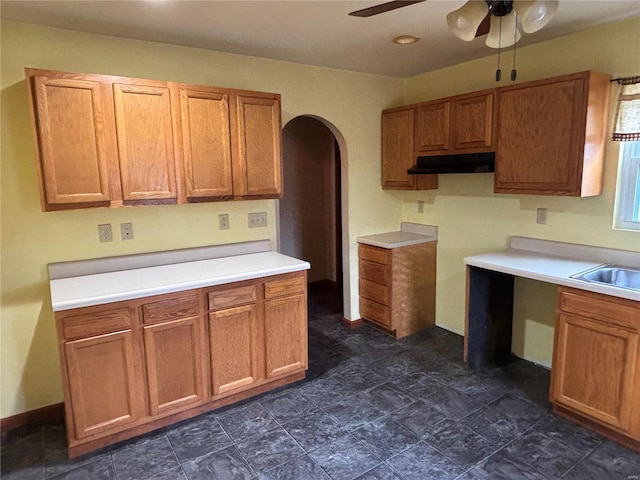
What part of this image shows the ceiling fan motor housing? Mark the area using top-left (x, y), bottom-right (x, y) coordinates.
top-left (487, 1), bottom-right (514, 17)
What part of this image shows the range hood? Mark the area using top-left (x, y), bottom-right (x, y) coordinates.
top-left (408, 152), bottom-right (495, 174)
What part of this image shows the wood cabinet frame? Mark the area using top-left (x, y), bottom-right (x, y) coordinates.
top-left (55, 271), bottom-right (307, 457)
top-left (382, 70), bottom-right (610, 196)
top-left (26, 68), bottom-right (283, 211)
top-left (551, 287), bottom-right (640, 452)
top-left (358, 242), bottom-right (436, 338)
top-left (381, 107), bottom-right (438, 191)
top-left (494, 71), bottom-right (610, 196)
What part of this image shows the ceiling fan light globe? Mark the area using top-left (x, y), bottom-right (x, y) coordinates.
top-left (514, 0), bottom-right (559, 33)
top-left (447, 0), bottom-right (490, 41)
top-left (485, 11), bottom-right (521, 48)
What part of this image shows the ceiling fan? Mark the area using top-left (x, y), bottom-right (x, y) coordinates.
top-left (349, 0), bottom-right (559, 49)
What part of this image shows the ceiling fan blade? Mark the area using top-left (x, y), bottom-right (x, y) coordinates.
top-left (475, 13), bottom-right (491, 37)
top-left (349, 0), bottom-right (426, 18)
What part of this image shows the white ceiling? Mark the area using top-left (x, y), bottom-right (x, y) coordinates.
top-left (1, 0), bottom-right (639, 77)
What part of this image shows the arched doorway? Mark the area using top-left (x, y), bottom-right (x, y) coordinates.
top-left (279, 115), bottom-right (344, 315)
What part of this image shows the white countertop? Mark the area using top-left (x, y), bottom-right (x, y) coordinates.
top-left (464, 238), bottom-right (640, 302)
top-left (357, 231), bottom-right (437, 249)
top-left (50, 251), bottom-right (311, 312)
top-left (357, 222), bottom-right (438, 249)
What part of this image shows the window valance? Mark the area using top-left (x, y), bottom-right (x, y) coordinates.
top-left (612, 75), bottom-right (640, 142)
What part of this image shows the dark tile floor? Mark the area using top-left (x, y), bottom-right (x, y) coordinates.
top-left (3, 284), bottom-right (640, 480)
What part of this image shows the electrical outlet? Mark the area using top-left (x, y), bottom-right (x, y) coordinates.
top-left (98, 224), bottom-right (112, 242)
top-left (417, 200), bottom-right (425, 213)
top-left (219, 214), bottom-right (230, 230)
top-left (120, 222), bottom-right (134, 240)
top-left (536, 208), bottom-right (547, 225)
top-left (248, 212), bottom-right (267, 228)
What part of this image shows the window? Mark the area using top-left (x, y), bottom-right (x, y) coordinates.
top-left (614, 141), bottom-right (640, 231)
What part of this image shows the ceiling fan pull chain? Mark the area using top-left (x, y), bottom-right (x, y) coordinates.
top-left (496, 16), bottom-right (502, 82)
top-left (511, 11), bottom-right (517, 81)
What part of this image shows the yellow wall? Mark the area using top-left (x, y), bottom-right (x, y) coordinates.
top-left (0, 20), bottom-right (403, 418)
top-left (2, 16), bottom-right (639, 419)
top-left (401, 17), bottom-right (640, 367)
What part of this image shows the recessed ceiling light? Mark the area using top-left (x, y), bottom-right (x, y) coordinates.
top-left (393, 35), bottom-right (420, 45)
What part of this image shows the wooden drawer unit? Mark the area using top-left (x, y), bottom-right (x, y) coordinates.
top-left (360, 297), bottom-right (391, 328)
top-left (558, 289), bottom-right (639, 328)
top-left (61, 307), bottom-right (133, 341)
top-left (551, 287), bottom-right (640, 452)
top-left (208, 284), bottom-right (257, 310)
top-left (264, 272), bottom-right (306, 299)
top-left (359, 278), bottom-right (389, 306)
top-left (359, 260), bottom-right (391, 286)
top-left (357, 240), bottom-right (436, 338)
top-left (142, 292), bottom-right (199, 324)
top-left (359, 244), bottom-right (390, 265)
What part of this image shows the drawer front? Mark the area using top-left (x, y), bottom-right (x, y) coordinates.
top-left (61, 307), bottom-right (133, 340)
top-left (264, 273), bottom-right (306, 300)
top-left (359, 244), bottom-right (390, 266)
top-left (209, 285), bottom-right (257, 310)
top-left (143, 293), bottom-right (199, 324)
top-left (359, 260), bottom-right (390, 286)
top-left (558, 288), bottom-right (639, 330)
top-left (359, 279), bottom-right (389, 306)
top-left (360, 297), bottom-right (391, 328)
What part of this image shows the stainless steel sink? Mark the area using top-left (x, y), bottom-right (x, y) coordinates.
top-left (571, 265), bottom-right (640, 291)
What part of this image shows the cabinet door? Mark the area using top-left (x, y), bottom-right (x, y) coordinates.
top-left (264, 294), bottom-right (307, 378)
top-left (64, 329), bottom-right (145, 439)
top-left (143, 316), bottom-right (205, 415)
top-left (178, 87), bottom-right (234, 200)
top-left (382, 109), bottom-right (438, 191)
top-left (209, 304), bottom-right (262, 395)
top-left (31, 75), bottom-right (114, 207)
top-left (415, 101), bottom-right (450, 153)
top-left (382, 108), bottom-right (416, 189)
top-left (234, 95), bottom-right (282, 197)
top-left (494, 77), bottom-right (585, 194)
top-left (113, 82), bottom-right (177, 202)
top-left (552, 312), bottom-right (638, 433)
top-left (451, 93), bottom-right (493, 150)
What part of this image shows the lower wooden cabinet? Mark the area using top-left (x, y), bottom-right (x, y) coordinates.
top-left (264, 293), bottom-right (307, 378)
top-left (55, 271), bottom-right (307, 457)
top-left (358, 241), bottom-right (436, 338)
top-left (551, 287), bottom-right (640, 451)
top-left (209, 303), bottom-right (262, 395)
top-left (64, 328), bottom-right (146, 439)
top-left (143, 316), bottom-right (206, 415)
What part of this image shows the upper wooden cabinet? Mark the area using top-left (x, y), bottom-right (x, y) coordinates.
top-left (175, 85), bottom-right (234, 201)
top-left (381, 107), bottom-right (438, 191)
top-left (29, 74), bottom-right (117, 210)
top-left (415, 91), bottom-right (494, 156)
top-left (415, 101), bottom-right (450, 153)
top-left (382, 70), bottom-right (610, 197)
top-left (26, 68), bottom-right (283, 211)
top-left (113, 80), bottom-right (178, 203)
top-left (234, 95), bottom-right (282, 198)
top-left (494, 71), bottom-right (610, 196)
